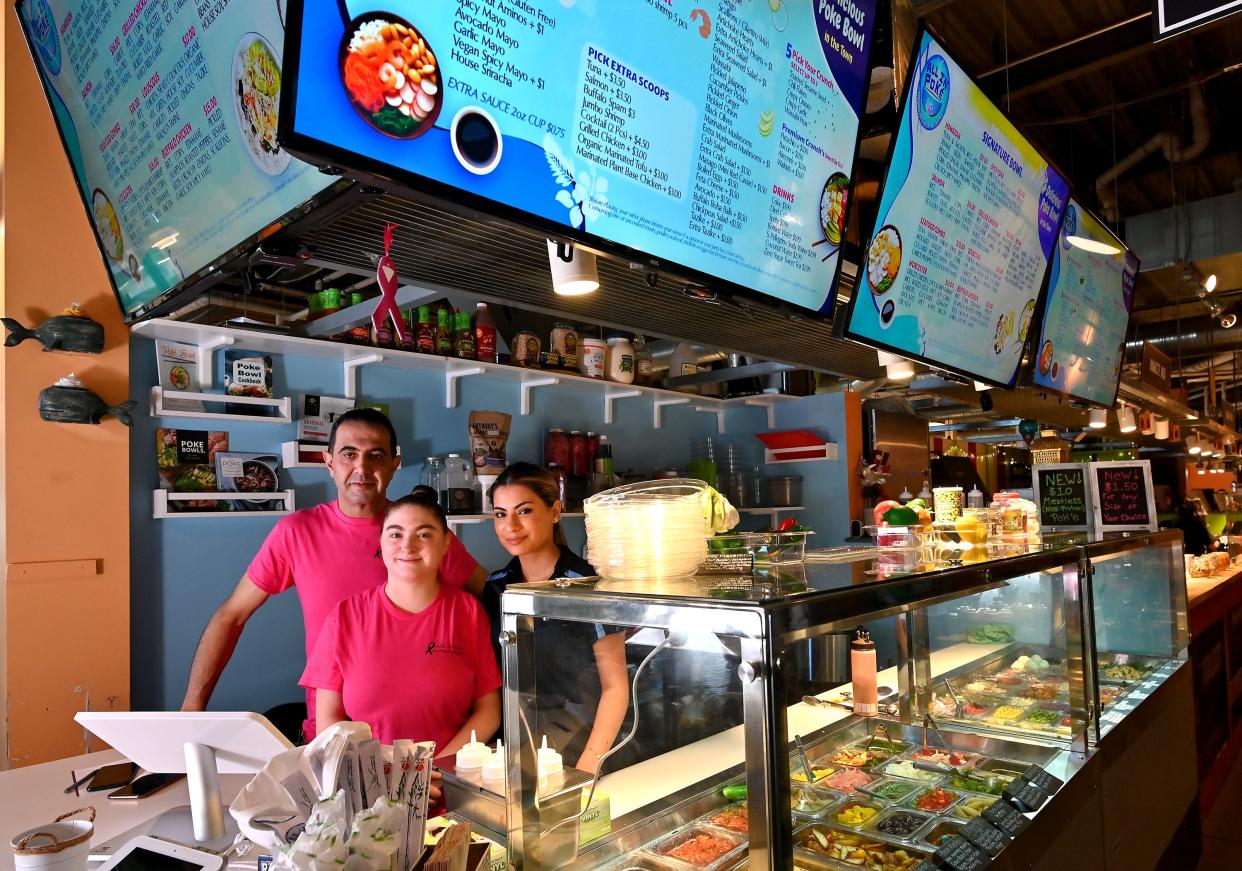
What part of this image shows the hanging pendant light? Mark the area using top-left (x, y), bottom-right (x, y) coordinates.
top-left (1117, 405), bottom-right (1137, 433)
top-left (1089, 408), bottom-right (1108, 429)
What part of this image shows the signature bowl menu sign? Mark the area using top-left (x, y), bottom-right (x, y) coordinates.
top-left (1030, 198), bottom-right (1139, 407)
top-left (843, 27), bottom-right (1069, 387)
top-left (280, 0), bottom-right (877, 317)
top-left (16, 0), bottom-right (337, 320)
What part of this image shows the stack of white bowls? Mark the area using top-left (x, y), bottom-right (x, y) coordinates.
top-left (585, 479), bottom-right (708, 581)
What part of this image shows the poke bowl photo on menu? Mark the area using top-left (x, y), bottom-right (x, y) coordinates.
top-left (233, 33), bottom-right (291, 176)
top-left (91, 188), bottom-right (124, 263)
top-left (340, 12), bottom-right (442, 139)
top-left (867, 225), bottom-right (902, 295)
top-left (819, 172), bottom-right (850, 249)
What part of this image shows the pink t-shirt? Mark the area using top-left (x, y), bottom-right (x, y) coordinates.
top-left (300, 584), bottom-right (501, 749)
top-left (247, 500), bottom-right (478, 738)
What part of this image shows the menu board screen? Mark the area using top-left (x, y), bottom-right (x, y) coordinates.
top-left (15, 0), bottom-right (336, 320)
top-left (1030, 199), bottom-right (1138, 406)
top-left (842, 28), bottom-right (1070, 387)
top-left (281, 0), bottom-right (878, 316)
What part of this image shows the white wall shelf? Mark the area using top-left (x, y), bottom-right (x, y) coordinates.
top-left (152, 489), bottom-right (295, 519)
top-left (133, 319), bottom-right (805, 429)
top-left (149, 386), bottom-right (292, 424)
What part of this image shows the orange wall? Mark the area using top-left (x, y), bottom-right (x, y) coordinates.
top-left (2, 9), bottom-right (131, 767)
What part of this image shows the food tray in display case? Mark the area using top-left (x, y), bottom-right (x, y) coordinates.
top-left (646, 825), bottom-right (746, 870)
top-left (793, 821), bottom-right (931, 870)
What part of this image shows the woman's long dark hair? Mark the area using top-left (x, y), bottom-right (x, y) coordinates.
top-left (489, 462), bottom-right (567, 547)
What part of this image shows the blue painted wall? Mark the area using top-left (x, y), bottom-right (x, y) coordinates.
top-left (129, 337), bottom-right (851, 712)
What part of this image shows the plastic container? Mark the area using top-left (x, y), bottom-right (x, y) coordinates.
top-left (454, 730), bottom-right (489, 784)
top-left (858, 777), bottom-right (921, 804)
top-left (850, 629), bottom-right (878, 716)
top-left (584, 479), bottom-right (709, 581)
top-left (831, 800), bottom-right (883, 828)
top-left (580, 337), bottom-right (607, 379)
top-left (606, 335), bottom-right (635, 384)
top-left (791, 787), bottom-right (840, 818)
top-left (868, 807), bottom-right (933, 840)
top-left (903, 786), bottom-right (962, 815)
top-left (768, 475), bottom-right (803, 507)
top-left (700, 804), bottom-right (749, 835)
top-left (482, 740), bottom-right (507, 794)
top-left (649, 825), bottom-right (744, 870)
top-left (917, 818), bottom-right (965, 849)
top-left (932, 486), bottom-right (964, 522)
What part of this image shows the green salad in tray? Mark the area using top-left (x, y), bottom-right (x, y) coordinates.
top-left (967, 622), bottom-right (1015, 644)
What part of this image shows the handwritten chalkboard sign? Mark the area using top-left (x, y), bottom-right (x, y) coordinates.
top-left (1090, 460), bottom-right (1157, 532)
top-left (1032, 464), bottom-right (1093, 531)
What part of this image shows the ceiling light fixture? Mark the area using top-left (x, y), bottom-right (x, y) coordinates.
top-left (1205, 273), bottom-right (1218, 293)
top-left (1154, 416), bottom-right (1169, 440)
top-left (1117, 405), bottom-right (1137, 433)
top-left (1187, 434), bottom-right (1202, 455)
top-left (1066, 235), bottom-right (1122, 256)
top-left (1088, 407), bottom-right (1108, 429)
top-left (876, 350), bottom-right (916, 381)
top-left (1197, 463), bottom-right (1207, 475)
top-left (546, 240), bottom-right (600, 296)
top-left (1222, 312), bottom-right (1238, 329)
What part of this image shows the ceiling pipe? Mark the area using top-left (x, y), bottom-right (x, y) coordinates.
top-left (1096, 79), bottom-right (1210, 222)
top-left (1126, 315), bottom-right (1242, 361)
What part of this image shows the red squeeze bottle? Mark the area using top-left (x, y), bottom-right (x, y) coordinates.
top-left (851, 629), bottom-right (878, 716)
top-left (475, 303), bottom-right (497, 363)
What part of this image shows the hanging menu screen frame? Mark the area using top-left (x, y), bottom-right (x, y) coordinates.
top-left (840, 23), bottom-right (1070, 388)
top-left (277, 0), bottom-right (880, 321)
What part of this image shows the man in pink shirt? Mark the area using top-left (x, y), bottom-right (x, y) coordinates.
top-left (180, 408), bottom-right (488, 740)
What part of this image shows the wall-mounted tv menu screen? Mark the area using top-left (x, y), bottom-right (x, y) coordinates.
top-left (842, 27), bottom-right (1070, 387)
top-left (280, 0), bottom-right (878, 317)
top-left (1030, 199), bottom-right (1139, 407)
top-left (15, 0), bottom-right (337, 321)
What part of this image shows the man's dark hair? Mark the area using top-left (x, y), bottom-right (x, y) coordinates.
top-left (327, 407), bottom-right (398, 455)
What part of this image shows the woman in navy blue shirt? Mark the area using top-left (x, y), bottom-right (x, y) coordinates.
top-left (484, 462), bottom-right (629, 773)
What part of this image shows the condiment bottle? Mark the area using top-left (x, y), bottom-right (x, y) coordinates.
top-left (414, 305), bottom-right (435, 354)
top-left (434, 307), bottom-right (453, 356)
top-left (585, 432), bottom-right (600, 473)
top-left (967, 485), bottom-right (985, 509)
top-left (850, 628), bottom-right (878, 715)
top-left (579, 336), bottom-right (607, 379)
top-left (454, 310), bottom-right (476, 359)
top-left (474, 303), bottom-right (497, 363)
top-left (320, 288), bottom-right (341, 320)
top-left (537, 736), bottom-right (564, 794)
top-left (400, 309), bottom-right (416, 353)
top-left (550, 321), bottom-right (579, 367)
top-left (568, 430), bottom-right (588, 477)
top-left (454, 730), bottom-right (489, 785)
top-left (918, 480), bottom-right (933, 502)
top-left (631, 334), bottom-right (653, 386)
top-left (482, 740), bottom-right (506, 794)
top-left (307, 291), bottom-right (323, 322)
top-left (371, 311), bottom-right (395, 349)
top-left (346, 292), bottom-right (371, 344)
top-left (545, 428), bottom-right (569, 470)
top-left (606, 335), bottom-right (635, 384)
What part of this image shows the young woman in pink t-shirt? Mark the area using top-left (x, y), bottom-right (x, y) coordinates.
top-left (302, 491), bottom-right (501, 757)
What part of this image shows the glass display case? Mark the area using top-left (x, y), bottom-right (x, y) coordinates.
top-left (479, 532), bottom-right (1188, 869)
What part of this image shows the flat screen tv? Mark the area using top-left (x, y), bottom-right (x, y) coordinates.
top-left (1029, 198), bottom-right (1139, 407)
top-left (841, 26), bottom-right (1070, 388)
top-left (15, 0), bottom-right (339, 322)
top-left (278, 0), bottom-right (879, 318)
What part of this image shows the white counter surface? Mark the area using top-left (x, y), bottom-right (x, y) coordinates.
top-left (0, 749), bottom-right (247, 871)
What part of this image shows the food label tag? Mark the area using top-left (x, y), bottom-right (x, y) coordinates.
top-left (220, 456), bottom-right (246, 477)
top-left (698, 553), bottom-right (755, 574)
top-left (960, 817), bottom-right (1007, 857)
top-left (982, 797), bottom-right (1029, 836)
top-left (933, 834), bottom-right (990, 871)
top-left (1001, 780), bottom-right (1047, 812)
top-left (1021, 764), bottom-right (1064, 794)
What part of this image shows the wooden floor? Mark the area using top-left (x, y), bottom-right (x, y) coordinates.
top-left (1197, 750), bottom-right (1242, 871)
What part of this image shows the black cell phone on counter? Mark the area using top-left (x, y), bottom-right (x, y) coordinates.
top-left (108, 772), bottom-right (185, 800)
top-left (86, 761), bottom-right (138, 792)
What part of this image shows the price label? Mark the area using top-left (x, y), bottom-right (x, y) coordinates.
top-left (934, 834), bottom-right (990, 871)
top-left (961, 817), bottom-right (1008, 858)
top-left (1002, 779), bottom-right (1047, 812)
top-left (982, 796), bottom-right (1029, 836)
top-left (1021, 764), bottom-right (1064, 794)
